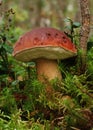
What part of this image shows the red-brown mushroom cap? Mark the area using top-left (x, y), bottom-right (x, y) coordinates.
top-left (13, 27), bottom-right (77, 62)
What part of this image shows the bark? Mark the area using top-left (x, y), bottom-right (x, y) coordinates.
top-left (79, 0), bottom-right (90, 73)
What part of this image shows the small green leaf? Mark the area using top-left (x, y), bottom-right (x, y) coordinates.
top-left (11, 80), bottom-right (19, 86)
top-left (73, 22), bottom-right (81, 28)
top-left (64, 17), bottom-right (72, 23)
top-left (65, 26), bottom-right (72, 31)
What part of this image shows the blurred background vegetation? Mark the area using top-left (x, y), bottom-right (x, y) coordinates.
top-left (0, 0), bottom-right (93, 130)
top-left (2, 0), bottom-right (93, 32)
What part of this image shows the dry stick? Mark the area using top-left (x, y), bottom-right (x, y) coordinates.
top-left (79, 0), bottom-right (90, 73)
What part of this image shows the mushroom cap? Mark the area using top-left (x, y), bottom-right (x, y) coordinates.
top-left (13, 27), bottom-right (77, 62)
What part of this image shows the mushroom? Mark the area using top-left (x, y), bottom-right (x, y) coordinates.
top-left (13, 27), bottom-right (77, 89)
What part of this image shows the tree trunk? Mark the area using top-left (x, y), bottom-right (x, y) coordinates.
top-left (79, 0), bottom-right (90, 73)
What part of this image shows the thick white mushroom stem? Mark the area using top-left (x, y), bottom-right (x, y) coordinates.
top-left (36, 58), bottom-right (62, 82)
top-left (36, 58), bottom-right (62, 85)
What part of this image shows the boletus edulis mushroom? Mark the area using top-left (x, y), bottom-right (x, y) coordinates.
top-left (13, 27), bottom-right (77, 92)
